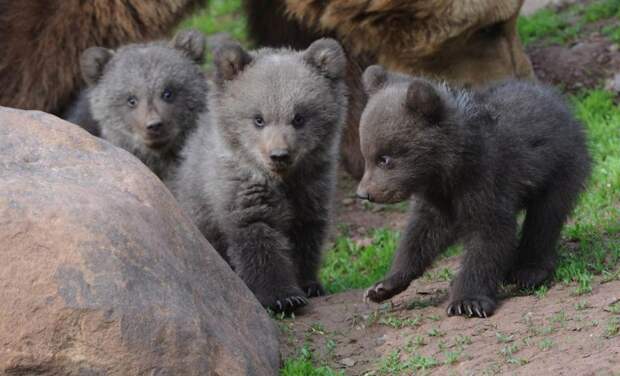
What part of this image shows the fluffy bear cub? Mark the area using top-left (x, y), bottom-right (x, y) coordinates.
top-left (357, 65), bottom-right (591, 318)
top-left (172, 39), bottom-right (348, 313)
top-left (64, 29), bottom-right (208, 180)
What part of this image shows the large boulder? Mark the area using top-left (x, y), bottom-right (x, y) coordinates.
top-left (0, 107), bottom-right (280, 375)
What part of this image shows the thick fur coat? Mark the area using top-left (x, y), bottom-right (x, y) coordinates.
top-left (64, 30), bottom-right (209, 181)
top-left (358, 66), bottom-right (591, 318)
top-left (172, 39), bottom-right (348, 313)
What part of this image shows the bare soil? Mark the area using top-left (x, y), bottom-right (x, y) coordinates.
top-left (528, 17), bottom-right (620, 93)
top-left (279, 9), bottom-right (620, 375)
top-left (281, 265), bottom-right (620, 375)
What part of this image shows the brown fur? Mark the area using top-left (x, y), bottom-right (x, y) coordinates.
top-left (0, 0), bottom-right (206, 115)
top-left (245, 0), bottom-right (534, 179)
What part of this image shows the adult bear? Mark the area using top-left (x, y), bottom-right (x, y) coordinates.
top-left (0, 0), bottom-right (206, 116)
top-left (244, 0), bottom-right (534, 179)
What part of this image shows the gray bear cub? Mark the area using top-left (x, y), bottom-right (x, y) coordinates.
top-left (357, 65), bottom-right (591, 318)
top-left (172, 38), bottom-right (348, 313)
top-left (64, 30), bottom-right (209, 180)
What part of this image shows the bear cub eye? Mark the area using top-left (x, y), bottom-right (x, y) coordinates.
top-left (127, 95), bottom-right (138, 108)
top-left (254, 115), bottom-right (265, 129)
top-left (377, 155), bottom-right (393, 169)
top-left (292, 113), bottom-right (305, 128)
top-left (161, 88), bottom-right (174, 102)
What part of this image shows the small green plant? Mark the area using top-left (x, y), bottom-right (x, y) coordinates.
top-left (306, 323), bottom-right (327, 338)
top-left (496, 332), bottom-right (514, 344)
top-left (413, 335), bottom-right (427, 347)
top-left (405, 355), bottom-right (439, 371)
top-left (281, 344), bottom-right (344, 376)
top-left (575, 300), bottom-right (591, 311)
top-left (377, 350), bottom-right (406, 375)
top-left (605, 317), bottom-right (620, 338)
top-left (550, 310), bottom-right (568, 326)
top-left (443, 350), bottom-right (462, 365)
top-left (534, 285), bottom-right (549, 299)
top-left (378, 315), bottom-right (422, 329)
top-left (428, 327), bottom-right (444, 337)
top-left (539, 338), bottom-right (554, 351)
top-left (607, 301), bottom-right (620, 314)
top-left (455, 335), bottom-right (473, 347)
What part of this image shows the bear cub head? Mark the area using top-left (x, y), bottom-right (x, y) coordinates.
top-left (356, 65), bottom-right (465, 204)
top-left (211, 38), bottom-right (347, 177)
top-left (82, 29), bottom-right (208, 154)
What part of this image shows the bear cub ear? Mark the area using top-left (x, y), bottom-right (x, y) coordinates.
top-left (171, 29), bottom-right (207, 64)
top-left (303, 38), bottom-right (346, 80)
top-left (213, 41), bottom-right (253, 85)
top-left (80, 47), bottom-right (114, 86)
top-left (362, 65), bottom-right (388, 95)
top-left (406, 79), bottom-right (444, 124)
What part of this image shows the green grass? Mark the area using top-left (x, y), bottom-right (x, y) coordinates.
top-left (181, 0), bottom-right (247, 43)
top-left (281, 345), bottom-right (343, 376)
top-left (517, 0), bottom-right (620, 46)
top-left (602, 24), bottom-right (620, 43)
top-left (581, 0), bottom-right (620, 22)
top-left (555, 90), bottom-right (620, 288)
top-left (320, 229), bottom-right (399, 293)
top-left (517, 9), bottom-right (576, 46)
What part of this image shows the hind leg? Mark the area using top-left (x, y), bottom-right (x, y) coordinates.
top-left (510, 187), bottom-right (578, 289)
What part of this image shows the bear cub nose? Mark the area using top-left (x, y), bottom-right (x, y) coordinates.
top-left (270, 148), bottom-right (290, 164)
top-left (146, 121), bottom-right (163, 133)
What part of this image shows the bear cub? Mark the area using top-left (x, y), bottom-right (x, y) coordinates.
top-left (172, 39), bottom-right (348, 313)
top-left (64, 29), bottom-right (209, 180)
top-left (357, 65), bottom-right (591, 318)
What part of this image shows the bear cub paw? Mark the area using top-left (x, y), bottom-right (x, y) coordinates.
top-left (508, 267), bottom-right (552, 289)
top-left (446, 295), bottom-right (496, 318)
top-left (302, 281), bottom-right (325, 298)
top-left (364, 278), bottom-right (406, 303)
top-left (257, 287), bottom-right (309, 314)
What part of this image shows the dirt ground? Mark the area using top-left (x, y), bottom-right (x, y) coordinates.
top-left (280, 175), bottom-right (620, 375)
top-left (278, 8), bottom-right (620, 375)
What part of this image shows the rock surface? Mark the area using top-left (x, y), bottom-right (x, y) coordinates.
top-left (0, 107), bottom-right (280, 375)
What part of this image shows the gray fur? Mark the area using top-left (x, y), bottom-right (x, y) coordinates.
top-left (64, 30), bottom-right (209, 180)
top-left (358, 65), bottom-right (591, 318)
top-left (172, 38), bottom-right (348, 312)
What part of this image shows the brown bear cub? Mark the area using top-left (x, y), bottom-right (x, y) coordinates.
top-left (357, 65), bottom-right (591, 318)
top-left (64, 30), bottom-right (208, 181)
top-left (172, 39), bottom-right (348, 313)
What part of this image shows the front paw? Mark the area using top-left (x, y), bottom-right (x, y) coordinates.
top-left (508, 267), bottom-right (552, 289)
top-left (446, 295), bottom-right (496, 318)
top-left (364, 277), bottom-right (407, 303)
top-left (301, 281), bottom-right (325, 298)
top-left (256, 287), bottom-right (309, 313)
